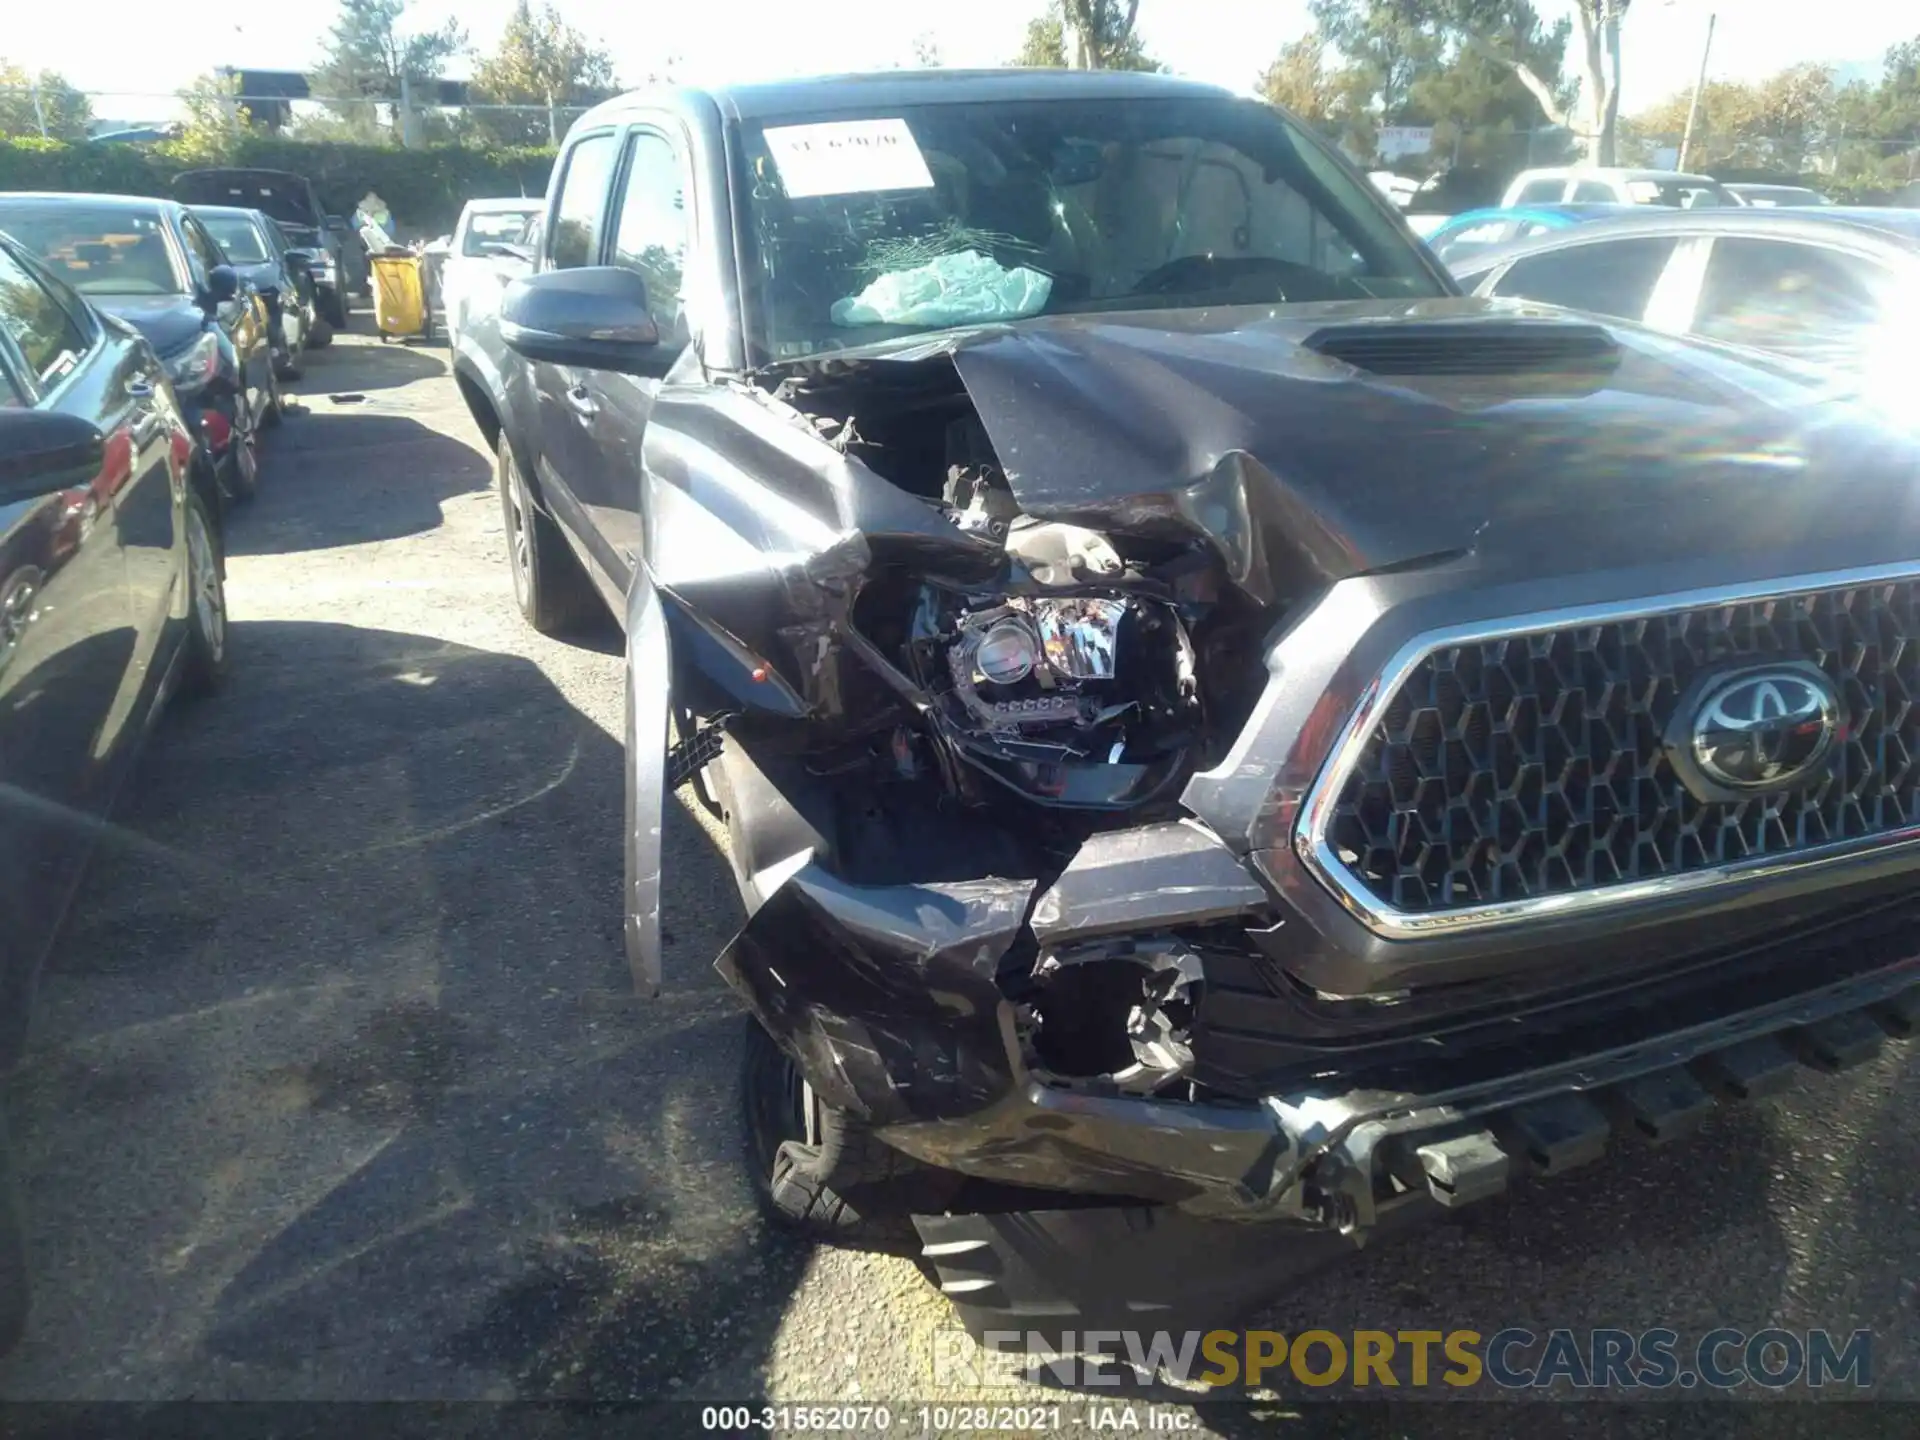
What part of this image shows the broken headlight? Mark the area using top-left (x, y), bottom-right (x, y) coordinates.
top-left (909, 584), bottom-right (1202, 810)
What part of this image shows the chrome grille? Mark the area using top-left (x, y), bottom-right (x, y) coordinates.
top-left (1316, 577), bottom-right (1920, 920)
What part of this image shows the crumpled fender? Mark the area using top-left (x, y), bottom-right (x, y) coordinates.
top-left (715, 863), bottom-right (1037, 1125)
top-left (623, 563), bottom-right (671, 997)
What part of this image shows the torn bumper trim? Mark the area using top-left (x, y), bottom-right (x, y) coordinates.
top-left (878, 958), bottom-right (1920, 1228)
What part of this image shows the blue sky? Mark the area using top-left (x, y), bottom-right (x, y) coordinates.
top-left (8, 0), bottom-right (1911, 122)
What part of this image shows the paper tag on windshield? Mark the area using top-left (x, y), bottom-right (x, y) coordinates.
top-left (763, 119), bottom-right (935, 199)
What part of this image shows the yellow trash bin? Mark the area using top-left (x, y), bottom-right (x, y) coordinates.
top-left (370, 251), bottom-right (430, 341)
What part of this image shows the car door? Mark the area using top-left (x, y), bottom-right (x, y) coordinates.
top-left (572, 124), bottom-right (697, 592)
top-left (1480, 235), bottom-right (1685, 324)
top-left (1683, 235), bottom-right (1898, 368)
top-left (0, 245), bottom-right (142, 1034)
top-left (529, 129), bottom-right (623, 571)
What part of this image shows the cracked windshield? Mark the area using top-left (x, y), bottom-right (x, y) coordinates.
top-left (3, 0), bottom-right (1920, 1433)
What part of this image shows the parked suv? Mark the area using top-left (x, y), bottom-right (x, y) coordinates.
top-left (453, 70), bottom-right (1920, 1339)
top-left (172, 168), bottom-right (351, 329)
top-left (1501, 166), bottom-right (1737, 209)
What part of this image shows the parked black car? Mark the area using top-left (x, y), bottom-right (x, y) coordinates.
top-left (172, 168), bottom-right (352, 329)
top-left (1448, 205), bottom-right (1920, 378)
top-left (326, 212), bottom-right (373, 298)
top-left (455, 70), bottom-right (1920, 1340)
top-left (190, 203), bottom-right (326, 376)
top-left (0, 233), bottom-right (230, 1355)
top-left (0, 193), bottom-right (280, 503)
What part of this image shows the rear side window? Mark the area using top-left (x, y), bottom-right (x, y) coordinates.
top-left (0, 246), bottom-right (92, 390)
top-left (1488, 237), bottom-right (1678, 321)
top-left (1570, 181), bottom-right (1615, 202)
top-left (1692, 237), bottom-right (1889, 360)
top-left (1513, 179), bottom-right (1565, 204)
top-left (549, 134), bottom-right (619, 270)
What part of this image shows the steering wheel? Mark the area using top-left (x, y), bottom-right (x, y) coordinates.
top-left (1127, 254), bottom-right (1317, 300)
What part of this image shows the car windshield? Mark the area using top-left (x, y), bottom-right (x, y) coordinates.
top-left (464, 210), bottom-right (537, 255)
top-left (198, 215), bottom-right (272, 264)
top-left (0, 204), bottom-right (185, 295)
top-left (738, 95), bottom-right (1445, 358)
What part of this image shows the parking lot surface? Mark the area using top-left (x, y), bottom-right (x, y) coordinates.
top-left (2, 321), bottom-right (1917, 1426)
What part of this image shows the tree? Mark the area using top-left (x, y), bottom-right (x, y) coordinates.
top-left (1832, 36), bottom-right (1920, 190)
top-left (1013, 2), bottom-right (1162, 71)
top-left (1291, 1), bottom-right (1572, 170)
top-left (470, 0), bottom-right (619, 146)
top-left (1454, 0), bottom-right (1631, 164)
top-left (308, 0), bottom-right (467, 142)
top-left (0, 62), bottom-right (93, 140)
top-left (1259, 32), bottom-right (1341, 127)
top-left (911, 32), bottom-right (945, 68)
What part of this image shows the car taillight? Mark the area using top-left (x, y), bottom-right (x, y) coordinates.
top-left (201, 410), bottom-right (232, 451)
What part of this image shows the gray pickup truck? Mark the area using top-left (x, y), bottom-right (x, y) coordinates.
top-left (452, 68), bottom-right (1920, 1341)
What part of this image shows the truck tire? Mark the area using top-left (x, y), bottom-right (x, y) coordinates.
top-left (496, 434), bottom-right (601, 635)
top-left (739, 1017), bottom-right (923, 1254)
top-left (0, 1111), bottom-right (29, 1358)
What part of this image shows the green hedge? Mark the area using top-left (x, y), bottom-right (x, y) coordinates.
top-left (0, 135), bottom-right (555, 238)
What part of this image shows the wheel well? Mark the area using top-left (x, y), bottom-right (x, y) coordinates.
top-left (452, 366), bottom-right (502, 453)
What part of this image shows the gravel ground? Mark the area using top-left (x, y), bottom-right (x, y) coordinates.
top-left (1, 320), bottom-right (1916, 1434)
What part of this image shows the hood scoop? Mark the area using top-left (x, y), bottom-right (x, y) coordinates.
top-left (1304, 320), bottom-right (1621, 377)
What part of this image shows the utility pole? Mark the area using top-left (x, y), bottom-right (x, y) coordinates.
top-left (29, 78), bottom-right (48, 138)
top-left (1677, 12), bottom-right (1717, 171)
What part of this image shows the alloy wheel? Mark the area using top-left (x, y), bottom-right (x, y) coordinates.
top-left (186, 504), bottom-right (226, 661)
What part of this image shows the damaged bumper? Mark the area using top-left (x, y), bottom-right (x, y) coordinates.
top-left (715, 810), bottom-right (1920, 1238)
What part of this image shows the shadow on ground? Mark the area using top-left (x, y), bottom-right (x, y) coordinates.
top-left (227, 412), bottom-right (492, 556)
top-left (0, 620), bottom-right (795, 1400)
top-left (300, 330), bottom-right (448, 393)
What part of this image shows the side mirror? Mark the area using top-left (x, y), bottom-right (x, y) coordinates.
top-left (501, 267), bottom-right (663, 374)
top-left (0, 409), bottom-right (105, 502)
top-left (204, 264), bottom-right (240, 309)
top-left (283, 248), bottom-right (314, 270)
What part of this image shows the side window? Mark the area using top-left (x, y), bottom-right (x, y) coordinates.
top-left (0, 246), bottom-right (91, 391)
top-left (1692, 238), bottom-right (1888, 358)
top-left (549, 133), bottom-right (620, 270)
top-left (180, 216), bottom-right (222, 284)
top-left (1489, 237), bottom-right (1679, 320)
top-left (610, 130), bottom-right (691, 344)
top-left (1514, 179), bottom-right (1566, 205)
top-left (1570, 182), bottom-right (1615, 203)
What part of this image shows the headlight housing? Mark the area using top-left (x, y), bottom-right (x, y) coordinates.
top-left (166, 331), bottom-right (221, 397)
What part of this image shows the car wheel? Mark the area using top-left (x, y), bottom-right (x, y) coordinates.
top-left (221, 403), bottom-right (260, 503)
top-left (177, 486), bottom-right (229, 698)
top-left (306, 317), bottom-right (333, 350)
top-left (322, 290), bottom-right (348, 329)
top-left (496, 433), bottom-right (600, 635)
top-left (739, 1017), bottom-right (922, 1252)
top-left (0, 1110), bottom-right (28, 1358)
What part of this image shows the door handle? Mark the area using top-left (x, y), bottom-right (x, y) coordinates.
top-left (564, 384), bottom-right (598, 418)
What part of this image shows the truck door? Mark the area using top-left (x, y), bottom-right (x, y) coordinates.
top-left (528, 130), bottom-right (623, 583)
top-left (569, 124), bottom-right (695, 594)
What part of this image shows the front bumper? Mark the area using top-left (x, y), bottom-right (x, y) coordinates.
top-left (716, 838), bottom-right (1920, 1238)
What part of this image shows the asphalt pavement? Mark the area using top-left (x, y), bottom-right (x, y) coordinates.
top-left (0, 316), bottom-right (1915, 1432)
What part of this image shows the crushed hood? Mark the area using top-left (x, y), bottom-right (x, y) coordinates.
top-left (850, 298), bottom-right (1920, 603)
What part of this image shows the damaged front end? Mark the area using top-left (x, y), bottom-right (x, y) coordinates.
top-left (644, 306), bottom-right (1920, 1289)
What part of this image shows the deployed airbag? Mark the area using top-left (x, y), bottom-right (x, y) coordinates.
top-left (831, 250), bottom-right (1052, 328)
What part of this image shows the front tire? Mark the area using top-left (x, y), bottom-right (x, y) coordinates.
top-left (740, 1018), bottom-right (925, 1252)
top-left (177, 485), bottom-right (229, 698)
top-left (496, 433), bottom-right (599, 635)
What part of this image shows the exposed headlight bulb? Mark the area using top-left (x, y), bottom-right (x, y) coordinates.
top-left (975, 618), bottom-right (1039, 686)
